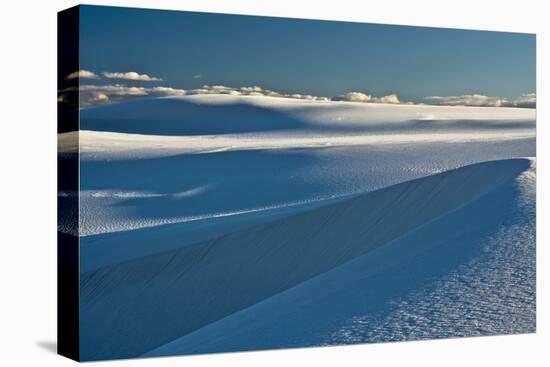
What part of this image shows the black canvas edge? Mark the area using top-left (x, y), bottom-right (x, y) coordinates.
top-left (57, 5), bottom-right (81, 362)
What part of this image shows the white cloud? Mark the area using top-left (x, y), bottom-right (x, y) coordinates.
top-left (424, 94), bottom-right (505, 107)
top-left (239, 86), bottom-right (264, 93)
top-left (65, 70), bottom-right (99, 80)
top-left (374, 94), bottom-right (400, 104)
top-left (425, 93), bottom-right (536, 108)
top-left (103, 71), bottom-right (162, 81)
top-left (148, 86), bottom-right (186, 96)
top-left (338, 92), bottom-right (372, 103)
top-left (60, 84), bottom-right (186, 107)
top-left (87, 92), bottom-right (110, 104)
top-left (77, 85), bottom-right (147, 107)
top-left (189, 85), bottom-right (329, 101)
top-left (510, 93), bottom-right (536, 108)
top-left (335, 92), bottom-right (400, 104)
top-left (78, 84), bottom-right (148, 96)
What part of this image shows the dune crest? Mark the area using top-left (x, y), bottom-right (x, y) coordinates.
top-left (80, 158), bottom-right (532, 360)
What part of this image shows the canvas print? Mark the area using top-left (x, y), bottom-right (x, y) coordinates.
top-left (57, 5), bottom-right (536, 361)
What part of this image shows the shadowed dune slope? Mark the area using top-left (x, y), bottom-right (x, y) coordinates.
top-left (146, 158), bottom-right (535, 357)
top-left (80, 97), bottom-right (308, 135)
top-left (79, 158), bottom-right (530, 360)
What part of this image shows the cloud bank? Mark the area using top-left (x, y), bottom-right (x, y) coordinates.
top-left (334, 92), bottom-right (402, 104)
top-left (193, 85), bottom-right (331, 101)
top-left (62, 84), bottom-right (335, 107)
top-left (425, 93), bottom-right (536, 108)
top-left (60, 84), bottom-right (185, 107)
top-left (59, 69), bottom-right (535, 109)
top-left (103, 71), bottom-right (162, 81)
top-left (64, 70), bottom-right (161, 81)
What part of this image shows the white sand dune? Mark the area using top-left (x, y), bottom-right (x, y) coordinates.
top-left (79, 158), bottom-right (534, 360)
top-left (70, 95), bottom-right (536, 361)
top-left (59, 95), bottom-right (535, 238)
top-left (61, 95), bottom-right (535, 159)
top-left (146, 158), bottom-right (535, 357)
top-left (77, 94), bottom-right (535, 136)
top-left (60, 129), bottom-right (534, 159)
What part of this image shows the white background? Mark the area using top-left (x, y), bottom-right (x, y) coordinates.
top-left (0, 0), bottom-right (548, 365)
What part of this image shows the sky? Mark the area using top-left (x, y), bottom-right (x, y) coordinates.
top-left (72, 5), bottom-right (536, 107)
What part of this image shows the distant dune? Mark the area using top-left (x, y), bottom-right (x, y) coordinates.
top-left (60, 95), bottom-right (535, 239)
top-left (79, 158), bottom-right (535, 360)
top-left (79, 95), bottom-right (310, 135)
top-left (77, 94), bottom-right (535, 137)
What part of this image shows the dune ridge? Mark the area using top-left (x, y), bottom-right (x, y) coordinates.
top-left (79, 158), bottom-right (531, 360)
top-left (145, 158), bottom-right (535, 357)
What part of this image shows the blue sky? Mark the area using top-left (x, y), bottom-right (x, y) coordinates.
top-left (76, 5), bottom-right (535, 105)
